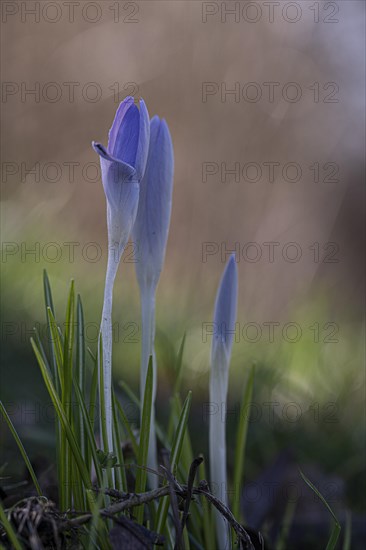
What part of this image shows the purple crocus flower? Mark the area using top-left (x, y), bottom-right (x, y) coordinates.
top-left (93, 96), bottom-right (150, 261)
top-left (92, 97), bottom-right (150, 458)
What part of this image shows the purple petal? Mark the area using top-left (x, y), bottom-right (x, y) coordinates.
top-left (133, 116), bottom-right (174, 289)
top-left (108, 96), bottom-right (135, 155)
top-left (111, 103), bottom-right (140, 166)
top-left (134, 99), bottom-right (151, 181)
top-left (92, 141), bottom-right (137, 207)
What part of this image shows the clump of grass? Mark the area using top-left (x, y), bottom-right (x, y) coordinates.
top-left (0, 270), bottom-right (254, 548)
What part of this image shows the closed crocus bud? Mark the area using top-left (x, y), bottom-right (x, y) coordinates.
top-left (209, 254), bottom-right (238, 550)
top-left (92, 97), bottom-right (150, 461)
top-left (93, 96), bottom-right (150, 261)
top-left (132, 116), bottom-right (174, 488)
top-left (133, 116), bottom-right (174, 290)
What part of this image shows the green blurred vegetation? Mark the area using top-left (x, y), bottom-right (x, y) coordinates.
top-left (1, 262), bottom-right (364, 513)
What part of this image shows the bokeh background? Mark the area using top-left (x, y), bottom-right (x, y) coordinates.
top-left (1, 0), bottom-right (365, 546)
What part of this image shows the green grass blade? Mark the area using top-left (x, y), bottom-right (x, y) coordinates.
top-left (89, 360), bottom-right (98, 428)
top-left (169, 390), bottom-right (192, 474)
top-left (342, 511), bottom-right (351, 550)
top-left (43, 269), bottom-right (55, 314)
top-left (43, 271), bottom-right (59, 386)
top-left (73, 382), bottom-right (103, 489)
top-left (0, 401), bottom-right (42, 496)
top-left (40, 274), bottom-right (62, 506)
top-left (199, 458), bottom-right (214, 550)
top-left (32, 327), bottom-right (50, 375)
top-left (31, 338), bottom-right (92, 494)
top-left (299, 469), bottom-right (341, 550)
top-left (232, 365), bottom-right (255, 520)
top-left (112, 391), bottom-right (127, 492)
top-left (326, 524), bottom-right (342, 550)
top-left (76, 295), bottom-right (86, 460)
top-left (156, 390), bottom-right (192, 535)
top-left (114, 396), bottom-right (139, 458)
top-left (167, 334), bottom-right (187, 441)
top-left (173, 332), bottom-right (186, 395)
top-left (62, 280), bottom-right (75, 510)
top-left (86, 358), bottom-right (99, 475)
top-left (169, 394), bottom-right (194, 482)
top-left (135, 357), bottom-right (153, 523)
top-left (46, 307), bottom-right (64, 394)
top-left (0, 501), bottom-right (23, 550)
top-left (275, 498), bottom-right (297, 550)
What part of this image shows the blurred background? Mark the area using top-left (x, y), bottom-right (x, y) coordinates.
top-left (1, 0), bottom-right (365, 546)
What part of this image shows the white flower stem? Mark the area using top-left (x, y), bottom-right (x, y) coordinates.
top-left (210, 365), bottom-right (231, 550)
top-left (100, 247), bottom-right (119, 462)
top-left (140, 286), bottom-right (158, 489)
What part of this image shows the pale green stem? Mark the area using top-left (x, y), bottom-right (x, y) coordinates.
top-left (140, 286), bottom-right (158, 489)
top-left (100, 248), bottom-right (119, 462)
top-left (209, 359), bottom-right (231, 550)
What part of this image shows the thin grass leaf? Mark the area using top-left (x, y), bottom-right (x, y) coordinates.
top-left (85, 489), bottom-right (110, 550)
top-left (114, 396), bottom-right (139, 458)
top-left (89, 361), bottom-right (98, 429)
top-left (232, 365), bottom-right (255, 520)
top-left (74, 382), bottom-right (103, 489)
top-left (44, 289), bottom-right (69, 511)
top-left (86, 359), bottom-right (99, 477)
top-left (62, 280), bottom-right (75, 510)
top-left (199, 458), bottom-right (214, 550)
top-left (135, 357), bottom-right (153, 523)
top-left (0, 501), bottom-right (23, 550)
top-left (275, 497), bottom-right (297, 550)
top-left (71, 456), bottom-right (85, 512)
top-left (87, 347), bottom-right (97, 363)
top-left (156, 390), bottom-right (192, 535)
top-left (31, 337), bottom-right (92, 493)
top-left (167, 334), bottom-right (187, 441)
top-left (172, 332), bottom-right (186, 396)
top-left (76, 295), bottom-right (86, 460)
top-left (342, 511), bottom-right (351, 550)
top-left (0, 401), bottom-right (42, 496)
top-left (32, 328), bottom-right (50, 376)
top-left (43, 269), bottom-right (55, 313)
top-left (43, 271), bottom-right (58, 386)
top-left (183, 528), bottom-right (191, 550)
top-left (112, 391), bottom-right (127, 491)
top-left (46, 308), bottom-right (64, 394)
top-left (169, 391), bottom-right (192, 473)
top-left (299, 469), bottom-right (341, 550)
top-left (169, 395), bottom-right (194, 486)
top-left (326, 523), bottom-right (342, 550)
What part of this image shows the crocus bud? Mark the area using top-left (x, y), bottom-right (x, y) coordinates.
top-left (93, 96), bottom-right (150, 261)
top-left (211, 254), bottom-right (238, 377)
top-left (132, 116), bottom-right (174, 488)
top-left (133, 116), bottom-right (174, 291)
top-left (209, 254), bottom-right (238, 550)
top-left (92, 97), bottom-right (150, 460)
